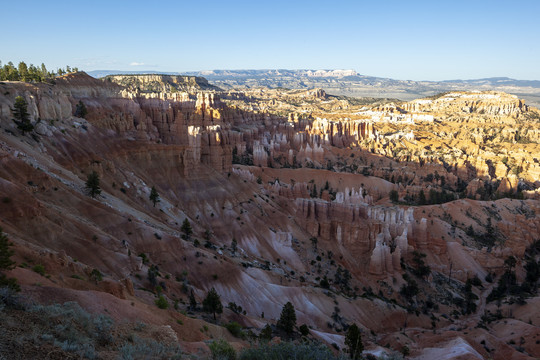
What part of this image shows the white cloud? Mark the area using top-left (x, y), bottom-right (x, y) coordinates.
top-left (129, 62), bottom-right (146, 66)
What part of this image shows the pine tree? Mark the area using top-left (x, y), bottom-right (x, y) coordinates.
top-left (389, 189), bottom-right (399, 203)
top-left (17, 62), bottom-right (28, 82)
top-left (0, 227), bottom-right (19, 291)
top-left (202, 287), bottom-right (223, 320)
top-left (418, 189), bottom-right (426, 205)
top-left (4, 61), bottom-right (19, 81)
top-left (277, 301), bottom-right (296, 336)
top-left (189, 289), bottom-right (197, 311)
top-left (85, 171), bottom-right (101, 198)
top-left (260, 324), bottom-right (273, 341)
top-left (12, 96), bottom-right (33, 135)
top-left (74, 100), bottom-right (88, 118)
top-left (181, 218), bottom-right (193, 239)
top-left (40, 63), bottom-right (48, 79)
top-left (0, 228), bottom-right (15, 272)
top-left (149, 186), bottom-right (160, 207)
top-left (345, 323), bottom-right (363, 359)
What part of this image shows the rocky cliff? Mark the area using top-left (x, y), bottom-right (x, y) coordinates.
top-left (104, 73), bottom-right (221, 93)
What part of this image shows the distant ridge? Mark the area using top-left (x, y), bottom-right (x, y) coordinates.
top-left (87, 69), bottom-right (540, 107)
top-left (88, 70), bottom-right (182, 78)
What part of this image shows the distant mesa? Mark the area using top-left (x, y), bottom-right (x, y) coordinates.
top-left (90, 69), bottom-right (540, 107)
top-left (103, 74), bottom-right (221, 93)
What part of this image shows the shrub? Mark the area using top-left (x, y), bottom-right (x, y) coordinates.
top-left (225, 321), bottom-right (244, 338)
top-left (400, 276), bottom-right (419, 300)
top-left (469, 275), bottom-right (482, 287)
top-left (118, 335), bottom-right (182, 360)
top-left (90, 269), bottom-right (103, 283)
top-left (227, 302), bottom-right (243, 314)
top-left (239, 341), bottom-right (338, 360)
top-left (259, 324), bottom-right (272, 341)
top-left (299, 324), bottom-right (310, 336)
top-left (320, 276), bottom-right (330, 289)
top-left (32, 264), bottom-right (46, 276)
top-left (209, 339), bottom-right (236, 360)
top-left (0, 286), bottom-right (23, 309)
top-left (155, 295), bottom-right (169, 309)
top-left (29, 301), bottom-right (113, 358)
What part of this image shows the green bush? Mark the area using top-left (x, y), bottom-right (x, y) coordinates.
top-left (239, 341), bottom-right (340, 360)
top-left (209, 339), bottom-right (236, 360)
top-left (259, 324), bottom-right (272, 341)
top-left (225, 321), bottom-right (244, 338)
top-left (90, 269), bottom-right (103, 283)
top-left (155, 295), bottom-right (169, 309)
top-left (32, 264), bottom-right (45, 276)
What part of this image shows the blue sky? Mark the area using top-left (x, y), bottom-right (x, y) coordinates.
top-left (2, 0), bottom-right (539, 80)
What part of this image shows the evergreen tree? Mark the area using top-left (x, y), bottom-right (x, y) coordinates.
top-left (310, 184), bottom-right (318, 198)
top-left (418, 189), bottom-right (426, 205)
top-left (0, 227), bottom-right (19, 291)
top-left (40, 63), bottom-right (48, 79)
top-left (202, 287), bottom-right (223, 320)
top-left (389, 189), bottom-right (399, 203)
top-left (4, 61), bottom-right (19, 81)
top-left (149, 186), bottom-right (160, 207)
top-left (181, 218), bottom-right (193, 239)
top-left (0, 228), bottom-right (15, 272)
top-left (345, 323), bottom-right (363, 359)
top-left (17, 62), bottom-right (28, 82)
top-left (299, 324), bottom-right (310, 336)
top-left (277, 301), bottom-right (296, 336)
top-left (12, 96), bottom-right (33, 135)
top-left (74, 100), bottom-right (88, 118)
top-left (85, 171), bottom-right (101, 198)
top-left (260, 324), bottom-right (273, 341)
top-left (189, 289), bottom-right (197, 311)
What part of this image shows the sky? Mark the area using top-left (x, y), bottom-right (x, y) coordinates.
top-left (2, 0), bottom-right (540, 81)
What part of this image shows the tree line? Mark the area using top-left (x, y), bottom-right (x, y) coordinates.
top-left (0, 61), bottom-right (79, 82)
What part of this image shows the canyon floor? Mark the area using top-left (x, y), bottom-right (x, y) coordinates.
top-left (0, 72), bottom-right (540, 359)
